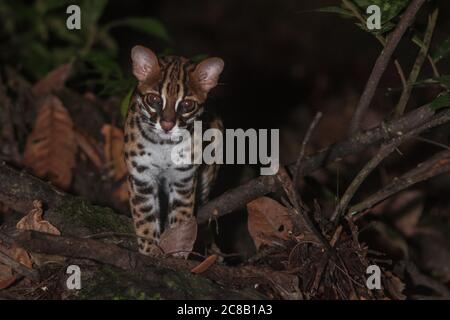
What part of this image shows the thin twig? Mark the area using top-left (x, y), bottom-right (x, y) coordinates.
top-left (0, 251), bottom-right (40, 282)
top-left (349, 149), bottom-right (450, 217)
top-left (197, 104), bottom-right (441, 223)
top-left (349, 0), bottom-right (426, 134)
top-left (293, 112), bottom-right (322, 188)
top-left (331, 141), bottom-right (401, 221)
top-left (332, 109), bottom-right (450, 222)
top-left (395, 8), bottom-right (439, 117)
top-left (413, 136), bottom-right (450, 150)
top-left (342, 0), bottom-right (407, 89)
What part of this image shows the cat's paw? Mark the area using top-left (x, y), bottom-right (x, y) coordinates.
top-left (138, 239), bottom-right (163, 257)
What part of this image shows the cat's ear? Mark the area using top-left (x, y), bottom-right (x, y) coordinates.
top-left (191, 57), bottom-right (224, 93)
top-left (131, 45), bottom-right (160, 82)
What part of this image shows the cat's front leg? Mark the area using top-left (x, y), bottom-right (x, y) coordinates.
top-left (166, 166), bottom-right (198, 229)
top-left (128, 174), bottom-right (161, 255)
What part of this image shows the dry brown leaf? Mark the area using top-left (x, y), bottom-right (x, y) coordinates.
top-left (113, 181), bottom-right (129, 203)
top-left (384, 271), bottom-right (406, 300)
top-left (0, 264), bottom-right (16, 290)
top-left (23, 95), bottom-right (77, 189)
top-left (32, 63), bottom-right (72, 97)
top-left (391, 191), bottom-right (423, 237)
top-left (101, 124), bottom-right (127, 180)
top-left (191, 254), bottom-right (218, 274)
top-left (16, 200), bottom-right (61, 235)
top-left (160, 216), bottom-right (197, 259)
top-left (0, 243), bottom-right (33, 289)
top-left (75, 131), bottom-right (103, 169)
top-left (8, 246), bottom-right (33, 269)
top-left (247, 197), bottom-right (294, 250)
top-left (266, 270), bottom-right (302, 299)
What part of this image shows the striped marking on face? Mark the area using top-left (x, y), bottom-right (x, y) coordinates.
top-left (159, 58), bottom-right (188, 112)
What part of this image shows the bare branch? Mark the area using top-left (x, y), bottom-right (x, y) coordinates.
top-left (332, 109), bottom-right (450, 222)
top-left (197, 104), bottom-right (442, 223)
top-left (350, 149), bottom-right (450, 217)
top-left (395, 8), bottom-right (439, 117)
top-left (293, 112), bottom-right (322, 188)
top-left (349, 0), bottom-right (426, 134)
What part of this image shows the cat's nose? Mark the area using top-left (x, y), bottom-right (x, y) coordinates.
top-left (160, 120), bottom-right (175, 132)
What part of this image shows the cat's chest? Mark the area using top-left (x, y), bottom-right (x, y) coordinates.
top-left (128, 129), bottom-right (193, 172)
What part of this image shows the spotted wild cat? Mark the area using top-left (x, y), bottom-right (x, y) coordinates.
top-left (124, 45), bottom-right (224, 255)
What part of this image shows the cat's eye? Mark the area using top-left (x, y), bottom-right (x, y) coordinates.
top-left (180, 100), bottom-right (196, 113)
top-left (145, 94), bottom-right (162, 108)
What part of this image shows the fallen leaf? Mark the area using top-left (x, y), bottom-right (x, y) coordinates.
top-left (8, 246), bottom-right (33, 269)
top-left (191, 254), bottom-right (218, 274)
top-left (101, 124), bottom-right (127, 180)
top-left (23, 95), bottom-right (77, 189)
top-left (75, 131), bottom-right (103, 169)
top-left (267, 270), bottom-right (302, 300)
top-left (391, 191), bottom-right (423, 237)
top-left (0, 244), bottom-right (33, 289)
top-left (0, 264), bottom-right (16, 290)
top-left (247, 197), bottom-right (294, 250)
top-left (16, 200), bottom-right (61, 235)
top-left (160, 216), bottom-right (197, 259)
top-left (113, 181), bottom-right (129, 203)
top-left (384, 271), bottom-right (406, 300)
top-left (32, 63), bottom-right (73, 97)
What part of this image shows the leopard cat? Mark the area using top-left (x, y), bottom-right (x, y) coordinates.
top-left (124, 45), bottom-right (224, 255)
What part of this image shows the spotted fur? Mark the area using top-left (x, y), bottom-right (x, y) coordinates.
top-left (124, 46), bottom-right (224, 255)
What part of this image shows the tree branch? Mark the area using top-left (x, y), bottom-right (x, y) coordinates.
top-left (395, 8), bottom-right (439, 117)
top-left (349, 149), bottom-right (450, 217)
top-left (197, 104), bottom-right (445, 223)
top-left (349, 0), bottom-right (426, 134)
top-left (332, 107), bottom-right (450, 221)
top-left (2, 106), bottom-right (449, 227)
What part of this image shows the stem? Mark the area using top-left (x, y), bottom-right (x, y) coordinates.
top-left (395, 8), bottom-right (439, 117)
top-left (349, 149), bottom-right (450, 217)
top-left (348, 0), bottom-right (427, 134)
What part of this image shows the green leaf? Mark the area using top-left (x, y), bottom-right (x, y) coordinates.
top-left (190, 53), bottom-right (209, 63)
top-left (315, 6), bottom-right (353, 17)
top-left (97, 30), bottom-right (119, 54)
top-left (36, 0), bottom-right (74, 13)
top-left (120, 87), bottom-right (134, 120)
top-left (106, 17), bottom-right (171, 42)
top-left (353, 0), bottom-right (409, 23)
top-left (432, 37), bottom-right (450, 63)
top-left (412, 34), bottom-right (426, 51)
top-left (81, 0), bottom-right (108, 27)
top-left (84, 51), bottom-right (122, 80)
top-left (434, 75), bottom-right (450, 88)
top-left (430, 92), bottom-right (450, 110)
top-left (47, 17), bottom-right (83, 45)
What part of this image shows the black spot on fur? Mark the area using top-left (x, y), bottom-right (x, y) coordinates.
top-left (132, 195), bottom-right (146, 205)
top-left (171, 199), bottom-right (191, 209)
top-left (138, 186), bottom-right (154, 194)
top-left (139, 205), bottom-right (153, 213)
top-left (131, 176), bottom-right (148, 187)
top-left (176, 165), bottom-right (194, 172)
top-left (136, 165), bottom-right (148, 173)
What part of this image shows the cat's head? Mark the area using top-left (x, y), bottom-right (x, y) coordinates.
top-left (130, 45), bottom-right (224, 133)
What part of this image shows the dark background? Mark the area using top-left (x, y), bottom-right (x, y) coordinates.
top-left (97, 0), bottom-right (450, 255)
top-left (2, 0), bottom-right (450, 259)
